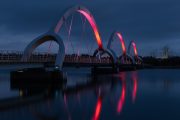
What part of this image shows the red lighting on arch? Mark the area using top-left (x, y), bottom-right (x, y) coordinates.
top-left (78, 10), bottom-right (103, 49)
top-left (132, 41), bottom-right (138, 56)
top-left (116, 33), bottom-right (126, 55)
top-left (54, 8), bottom-right (103, 49)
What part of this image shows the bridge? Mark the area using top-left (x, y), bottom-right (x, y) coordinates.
top-left (10, 5), bottom-right (143, 72)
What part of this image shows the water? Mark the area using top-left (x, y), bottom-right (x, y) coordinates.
top-left (0, 67), bottom-right (180, 120)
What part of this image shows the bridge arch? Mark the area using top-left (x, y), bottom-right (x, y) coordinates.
top-left (128, 41), bottom-right (138, 57)
top-left (107, 31), bottom-right (130, 63)
top-left (128, 41), bottom-right (142, 64)
top-left (107, 31), bottom-right (126, 55)
top-left (21, 32), bottom-right (65, 70)
top-left (52, 5), bottom-right (103, 50)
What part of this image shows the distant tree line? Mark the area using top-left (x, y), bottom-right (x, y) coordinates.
top-left (143, 56), bottom-right (180, 66)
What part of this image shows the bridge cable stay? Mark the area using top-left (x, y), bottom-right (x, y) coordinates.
top-left (89, 34), bottom-right (96, 55)
top-left (80, 14), bottom-right (91, 62)
top-left (78, 14), bottom-right (87, 62)
top-left (80, 14), bottom-right (94, 63)
top-left (80, 14), bottom-right (97, 63)
top-left (46, 16), bottom-right (73, 60)
top-left (64, 20), bottom-right (71, 53)
top-left (79, 13), bottom-right (96, 57)
top-left (89, 35), bottom-right (95, 54)
top-left (53, 14), bottom-right (75, 55)
top-left (67, 15), bottom-right (75, 54)
top-left (84, 18), bottom-right (93, 63)
top-left (79, 14), bottom-right (86, 53)
top-left (46, 15), bottom-right (74, 61)
top-left (46, 14), bottom-right (75, 63)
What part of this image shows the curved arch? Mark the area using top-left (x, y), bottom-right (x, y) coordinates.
top-left (107, 31), bottom-right (127, 63)
top-left (107, 31), bottom-right (126, 55)
top-left (53, 5), bottom-right (103, 49)
top-left (21, 32), bottom-right (65, 70)
top-left (128, 41), bottom-right (138, 57)
top-left (128, 41), bottom-right (142, 64)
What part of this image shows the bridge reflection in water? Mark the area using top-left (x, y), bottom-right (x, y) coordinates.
top-left (0, 70), bottom-right (138, 120)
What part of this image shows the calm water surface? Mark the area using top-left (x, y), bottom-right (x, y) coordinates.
top-left (0, 67), bottom-right (180, 120)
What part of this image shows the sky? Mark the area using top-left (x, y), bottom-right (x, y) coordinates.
top-left (0, 0), bottom-right (180, 56)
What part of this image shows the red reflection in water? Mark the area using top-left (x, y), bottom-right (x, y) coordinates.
top-left (117, 72), bottom-right (126, 114)
top-left (77, 92), bottom-right (81, 104)
top-left (117, 83), bottom-right (125, 113)
top-left (132, 72), bottom-right (138, 103)
top-left (63, 94), bottom-right (72, 120)
top-left (92, 96), bottom-right (102, 120)
top-left (64, 94), bottom-right (67, 107)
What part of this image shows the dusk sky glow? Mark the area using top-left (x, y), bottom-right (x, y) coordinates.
top-left (0, 0), bottom-right (180, 56)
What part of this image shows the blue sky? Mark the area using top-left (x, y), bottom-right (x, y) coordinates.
top-left (0, 0), bottom-right (180, 56)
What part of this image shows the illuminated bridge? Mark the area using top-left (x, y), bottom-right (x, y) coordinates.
top-left (17, 5), bottom-right (143, 71)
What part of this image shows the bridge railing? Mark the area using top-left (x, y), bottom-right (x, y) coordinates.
top-left (0, 50), bottom-right (113, 64)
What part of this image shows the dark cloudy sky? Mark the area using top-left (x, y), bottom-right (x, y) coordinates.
top-left (0, 0), bottom-right (180, 56)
